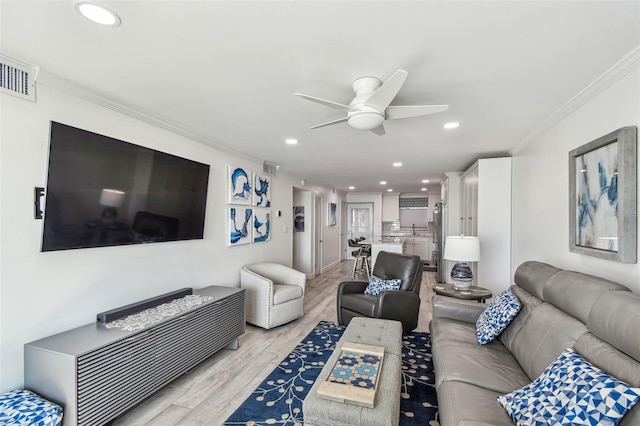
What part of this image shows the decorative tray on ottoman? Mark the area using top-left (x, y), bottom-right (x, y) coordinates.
top-left (317, 342), bottom-right (384, 408)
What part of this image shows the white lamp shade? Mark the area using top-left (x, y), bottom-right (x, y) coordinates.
top-left (99, 189), bottom-right (125, 207)
top-left (443, 236), bottom-right (480, 262)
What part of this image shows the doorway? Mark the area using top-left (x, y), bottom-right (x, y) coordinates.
top-left (346, 202), bottom-right (373, 259)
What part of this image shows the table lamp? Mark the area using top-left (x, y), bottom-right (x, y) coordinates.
top-left (99, 188), bottom-right (125, 222)
top-left (443, 235), bottom-right (480, 290)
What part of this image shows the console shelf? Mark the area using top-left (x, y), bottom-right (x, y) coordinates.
top-left (24, 285), bottom-right (245, 426)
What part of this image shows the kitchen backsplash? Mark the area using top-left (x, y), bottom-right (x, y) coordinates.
top-left (383, 221), bottom-right (434, 237)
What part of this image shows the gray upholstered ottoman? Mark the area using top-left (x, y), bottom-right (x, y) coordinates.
top-left (303, 317), bottom-right (403, 426)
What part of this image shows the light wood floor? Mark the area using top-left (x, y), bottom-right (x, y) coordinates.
top-left (110, 261), bottom-right (438, 425)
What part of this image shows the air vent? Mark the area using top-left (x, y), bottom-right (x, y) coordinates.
top-left (263, 161), bottom-right (280, 177)
top-left (0, 54), bottom-right (38, 102)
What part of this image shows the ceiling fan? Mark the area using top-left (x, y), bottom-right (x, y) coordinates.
top-left (294, 70), bottom-right (448, 136)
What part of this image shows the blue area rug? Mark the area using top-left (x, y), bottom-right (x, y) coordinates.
top-left (223, 320), bottom-right (439, 425)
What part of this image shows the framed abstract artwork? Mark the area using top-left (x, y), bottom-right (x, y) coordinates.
top-left (253, 173), bottom-right (271, 207)
top-left (228, 207), bottom-right (252, 246)
top-left (253, 209), bottom-right (271, 243)
top-left (328, 202), bottom-right (337, 226)
top-left (228, 165), bottom-right (252, 205)
top-left (294, 206), bottom-right (304, 232)
top-left (568, 126), bottom-right (637, 263)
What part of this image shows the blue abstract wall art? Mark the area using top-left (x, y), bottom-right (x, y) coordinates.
top-left (228, 207), bottom-right (252, 246)
top-left (253, 209), bottom-right (271, 243)
top-left (328, 202), bottom-right (337, 226)
top-left (253, 173), bottom-right (271, 207)
top-left (575, 141), bottom-right (618, 251)
top-left (294, 206), bottom-right (304, 232)
top-left (228, 165), bottom-right (252, 205)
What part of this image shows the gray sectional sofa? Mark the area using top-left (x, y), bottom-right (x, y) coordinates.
top-left (430, 261), bottom-right (640, 425)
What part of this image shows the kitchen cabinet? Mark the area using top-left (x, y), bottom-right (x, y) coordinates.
top-left (426, 196), bottom-right (434, 222)
top-left (460, 166), bottom-right (478, 237)
top-left (403, 236), bottom-right (432, 262)
top-left (382, 194), bottom-right (400, 221)
top-left (458, 158), bottom-right (511, 294)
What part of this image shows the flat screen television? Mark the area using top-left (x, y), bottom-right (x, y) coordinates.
top-left (41, 122), bottom-right (210, 251)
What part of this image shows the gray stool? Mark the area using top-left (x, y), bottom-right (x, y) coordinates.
top-left (303, 317), bottom-right (402, 426)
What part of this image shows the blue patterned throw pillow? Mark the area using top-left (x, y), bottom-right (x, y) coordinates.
top-left (498, 348), bottom-right (640, 425)
top-left (364, 275), bottom-right (401, 297)
top-left (476, 288), bottom-right (521, 345)
top-left (0, 389), bottom-right (63, 426)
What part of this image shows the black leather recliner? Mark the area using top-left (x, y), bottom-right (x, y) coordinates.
top-left (337, 250), bottom-right (422, 332)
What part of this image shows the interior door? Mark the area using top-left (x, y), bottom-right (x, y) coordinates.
top-left (346, 203), bottom-right (373, 259)
top-left (314, 195), bottom-right (322, 275)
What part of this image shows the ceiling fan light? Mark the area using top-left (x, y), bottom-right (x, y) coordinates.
top-left (348, 111), bottom-right (384, 130)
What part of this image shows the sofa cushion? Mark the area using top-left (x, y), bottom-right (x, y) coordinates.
top-left (364, 275), bottom-right (401, 296)
top-left (498, 348), bottom-right (640, 425)
top-left (498, 285), bottom-right (542, 351)
top-left (509, 302), bottom-right (587, 380)
top-left (513, 261), bottom-right (561, 299)
top-left (587, 291), bottom-right (640, 362)
top-left (437, 381), bottom-right (515, 426)
top-left (430, 318), bottom-right (513, 355)
top-left (272, 284), bottom-right (303, 305)
top-left (476, 288), bottom-right (521, 345)
top-left (543, 270), bottom-right (630, 323)
top-left (431, 339), bottom-right (531, 393)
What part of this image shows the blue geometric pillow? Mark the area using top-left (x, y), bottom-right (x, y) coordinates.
top-left (476, 288), bottom-right (521, 345)
top-left (364, 275), bottom-right (401, 297)
top-left (0, 389), bottom-right (63, 426)
top-left (498, 348), bottom-right (640, 426)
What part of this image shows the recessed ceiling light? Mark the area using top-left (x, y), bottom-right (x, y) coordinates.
top-left (75, 1), bottom-right (121, 26)
top-left (421, 179), bottom-right (429, 183)
top-left (393, 162), bottom-right (402, 167)
top-left (285, 138), bottom-right (298, 145)
top-left (421, 188), bottom-right (427, 191)
top-left (348, 186), bottom-right (355, 190)
top-left (380, 181), bottom-right (387, 185)
top-left (387, 188), bottom-right (393, 192)
top-left (444, 122), bottom-right (460, 129)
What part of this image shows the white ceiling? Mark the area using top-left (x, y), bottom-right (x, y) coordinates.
top-left (2, 1), bottom-right (639, 194)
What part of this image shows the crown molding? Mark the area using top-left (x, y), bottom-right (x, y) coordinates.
top-left (36, 70), bottom-right (259, 163)
top-left (511, 45), bottom-right (640, 154)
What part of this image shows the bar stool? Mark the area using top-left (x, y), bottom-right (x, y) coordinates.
top-left (348, 239), bottom-right (370, 278)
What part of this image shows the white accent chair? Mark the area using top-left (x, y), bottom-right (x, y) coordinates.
top-left (241, 263), bottom-right (306, 329)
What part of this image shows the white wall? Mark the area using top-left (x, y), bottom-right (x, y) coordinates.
top-left (511, 65), bottom-right (640, 293)
top-left (292, 187), bottom-right (345, 276)
top-left (321, 191), bottom-right (343, 270)
top-left (293, 189), bottom-right (312, 275)
top-left (0, 81), bottom-right (335, 391)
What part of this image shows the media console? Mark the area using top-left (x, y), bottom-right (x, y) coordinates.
top-left (24, 285), bottom-right (245, 426)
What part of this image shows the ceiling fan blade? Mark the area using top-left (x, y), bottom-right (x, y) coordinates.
top-left (294, 93), bottom-right (353, 112)
top-left (370, 125), bottom-right (386, 136)
top-left (363, 69), bottom-right (408, 111)
top-left (309, 117), bottom-right (349, 129)
top-left (385, 104), bottom-right (449, 120)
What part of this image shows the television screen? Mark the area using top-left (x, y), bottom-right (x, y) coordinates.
top-left (41, 122), bottom-right (210, 251)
